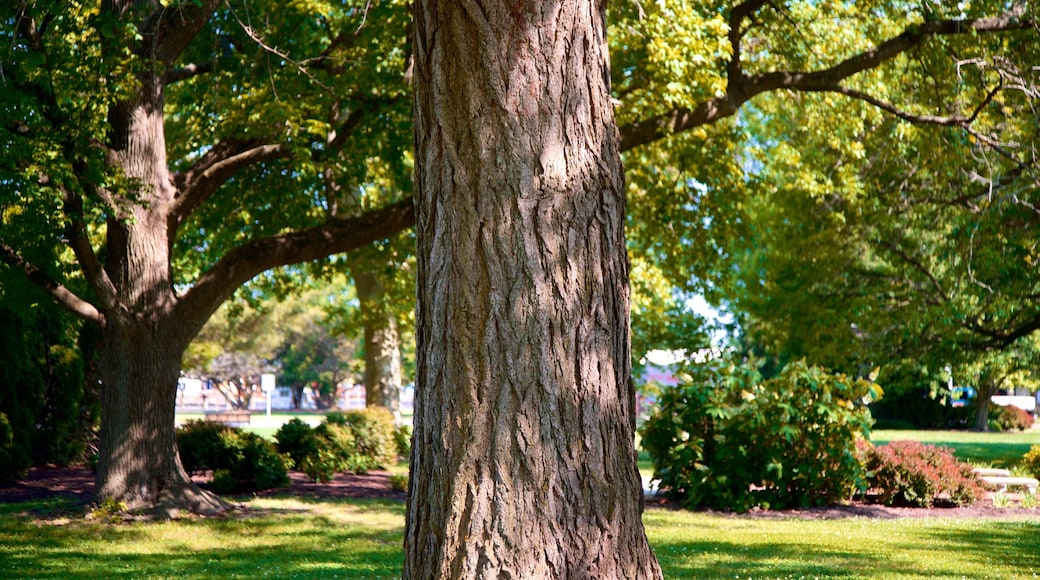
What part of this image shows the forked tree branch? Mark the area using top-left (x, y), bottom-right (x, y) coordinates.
top-left (172, 141), bottom-right (290, 227)
top-left (0, 241), bottom-right (103, 325)
top-left (175, 197), bottom-right (416, 337)
top-left (619, 3), bottom-right (1035, 152)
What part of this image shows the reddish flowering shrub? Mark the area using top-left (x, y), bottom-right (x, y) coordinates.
top-left (863, 441), bottom-right (985, 507)
top-left (991, 404), bottom-right (1034, 432)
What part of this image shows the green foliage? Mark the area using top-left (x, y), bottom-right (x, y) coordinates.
top-left (0, 274), bottom-right (95, 481)
top-left (1021, 491), bottom-right (1038, 509)
top-left (988, 405), bottom-right (1035, 433)
top-left (641, 358), bottom-right (879, 511)
top-left (1021, 445), bottom-right (1040, 479)
top-left (389, 473), bottom-right (408, 492)
top-left (176, 420), bottom-right (289, 493)
top-left (393, 424), bottom-right (412, 459)
top-left (273, 418), bottom-right (319, 469)
top-left (863, 441), bottom-right (985, 507)
top-left (327, 408), bottom-right (398, 472)
top-left (87, 498), bottom-right (128, 523)
top-left (276, 409), bottom-right (399, 482)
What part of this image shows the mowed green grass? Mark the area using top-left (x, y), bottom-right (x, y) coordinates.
top-left (3, 428), bottom-right (1039, 579)
top-left (2, 494), bottom-right (1039, 579)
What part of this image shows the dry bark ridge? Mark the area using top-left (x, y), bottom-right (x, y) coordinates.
top-left (406, 0), bottom-right (661, 577)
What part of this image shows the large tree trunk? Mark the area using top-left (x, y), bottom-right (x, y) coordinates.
top-left (353, 269), bottom-right (403, 417)
top-left (95, 320), bottom-right (226, 515)
top-left (93, 58), bottom-right (225, 514)
top-left (406, 1), bottom-right (661, 578)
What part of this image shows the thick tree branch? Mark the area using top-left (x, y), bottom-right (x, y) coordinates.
top-left (62, 188), bottom-right (120, 311)
top-left (172, 141), bottom-right (290, 227)
top-left (141, 0), bottom-right (224, 65)
top-left (162, 61), bottom-right (214, 85)
top-left (0, 241), bottom-right (103, 325)
top-left (619, 5), bottom-right (1034, 152)
top-left (964, 311), bottom-right (1040, 350)
top-left (175, 197), bottom-right (415, 336)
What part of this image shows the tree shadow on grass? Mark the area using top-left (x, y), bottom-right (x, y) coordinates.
top-left (0, 498), bottom-right (407, 579)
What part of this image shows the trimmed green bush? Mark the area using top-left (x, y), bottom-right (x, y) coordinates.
top-left (176, 420), bottom-right (289, 493)
top-left (274, 418), bottom-right (319, 469)
top-left (337, 407), bottom-right (398, 471)
top-left (863, 441), bottom-right (984, 507)
top-left (393, 424), bottom-right (412, 458)
top-left (641, 359), bottom-right (880, 512)
top-left (275, 409), bottom-right (400, 482)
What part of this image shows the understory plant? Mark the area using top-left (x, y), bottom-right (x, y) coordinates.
top-left (989, 405), bottom-right (1034, 432)
top-left (641, 358), bottom-right (881, 512)
top-left (1021, 445), bottom-right (1040, 479)
top-left (862, 441), bottom-right (984, 507)
top-left (176, 420), bottom-right (289, 493)
top-left (275, 407), bottom-right (400, 483)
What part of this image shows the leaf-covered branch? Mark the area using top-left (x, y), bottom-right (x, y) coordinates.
top-left (61, 187), bottom-right (119, 312)
top-left (176, 197), bottom-right (415, 335)
top-left (0, 241), bottom-right (103, 325)
top-left (619, 3), bottom-right (1035, 152)
top-left (172, 140), bottom-right (290, 227)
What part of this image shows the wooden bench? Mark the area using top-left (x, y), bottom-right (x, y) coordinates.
top-left (974, 468), bottom-right (1038, 494)
top-left (204, 409), bottom-right (252, 426)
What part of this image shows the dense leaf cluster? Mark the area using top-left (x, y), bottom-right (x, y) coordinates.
top-left (176, 419), bottom-right (289, 493)
top-left (641, 359), bottom-right (879, 511)
top-left (862, 441), bottom-right (985, 507)
top-left (274, 408), bottom-right (400, 483)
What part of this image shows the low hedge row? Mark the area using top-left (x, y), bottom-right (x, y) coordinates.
top-left (275, 408), bottom-right (402, 483)
top-left (176, 420), bottom-right (289, 493)
top-left (176, 407), bottom-right (410, 492)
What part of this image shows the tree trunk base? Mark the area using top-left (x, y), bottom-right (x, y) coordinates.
top-left (95, 470), bottom-right (231, 518)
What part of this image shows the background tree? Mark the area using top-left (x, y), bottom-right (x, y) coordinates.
top-left (1, 0), bottom-right (413, 513)
top-left (705, 30), bottom-right (1040, 426)
top-left (0, 266), bottom-right (96, 480)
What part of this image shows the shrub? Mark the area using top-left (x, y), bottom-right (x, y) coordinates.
top-left (176, 419), bottom-right (230, 474)
top-left (641, 359), bottom-right (880, 512)
top-left (275, 409), bottom-right (400, 482)
top-left (989, 405), bottom-right (1034, 432)
top-left (335, 407), bottom-right (399, 471)
top-left (1021, 445), bottom-right (1040, 479)
top-left (300, 448), bottom-right (344, 483)
top-left (176, 420), bottom-right (289, 493)
top-left (274, 418), bottom-right (319, 469)
top-left (863, 441), bottom-right (984, 507)
top-left (394, 424), bottom-right (412, 459)
top-left (389, 473), bottom-right (409, 492)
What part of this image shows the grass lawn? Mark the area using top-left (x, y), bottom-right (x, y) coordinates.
top-left (872, 428), bottom-right (1040, 468)
top-left (1, 495), bottom-right (1038, 579)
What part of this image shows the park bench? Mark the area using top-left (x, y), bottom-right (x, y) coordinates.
top-left (204, 409), bottom-right (252, 427)
top-left (973, 467), bottom-right (1039, 494)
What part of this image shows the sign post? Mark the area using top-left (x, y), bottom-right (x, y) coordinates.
top-left (261, 373), bottom-right (276, 417)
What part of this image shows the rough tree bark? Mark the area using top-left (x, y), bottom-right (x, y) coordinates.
top-left (405, 1), bottom-right (662, 578)
top-left (353, 269), bottom-right (403, 418)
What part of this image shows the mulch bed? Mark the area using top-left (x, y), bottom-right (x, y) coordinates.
top-left (2, 467), bottom-right (1038, 520)
top-left (0, 466), bottom-right (405, 507)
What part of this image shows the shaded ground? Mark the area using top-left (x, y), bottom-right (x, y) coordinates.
top-left (2, 466), bottom-right (1038, 520)
top-left (0, 466), bottom-right (406, 507)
